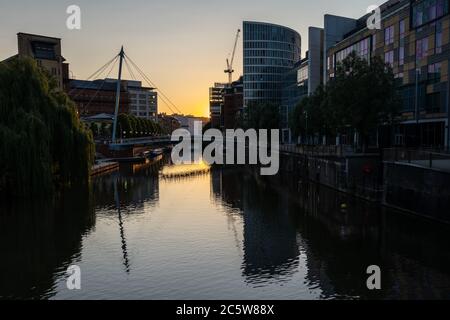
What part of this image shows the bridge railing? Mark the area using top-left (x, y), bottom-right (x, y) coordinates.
top-left (109, 135), bottom-right (172, 145)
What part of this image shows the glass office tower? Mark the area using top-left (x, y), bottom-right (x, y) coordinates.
top-left (243, 21), bottom-right (301, 107)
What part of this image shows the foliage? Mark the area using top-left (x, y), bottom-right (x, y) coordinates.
top-left (290, 52), bottom-right (400, 148)
top-left (89, 122), bottom-right (98, 136)
top-left (0, 57), bottom-right (94, 198)
top-left (238, 101), bottom-right (281, 130)
top-left (116, 113), bottom-right (164, 138)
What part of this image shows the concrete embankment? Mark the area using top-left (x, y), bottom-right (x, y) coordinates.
top-left (279, 145), bottom-right (450, 224)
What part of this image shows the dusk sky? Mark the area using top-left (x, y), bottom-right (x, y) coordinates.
top-left (1, 0), bottom-right (385, 116)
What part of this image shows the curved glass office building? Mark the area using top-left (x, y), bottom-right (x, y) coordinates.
top-left (243, 21), bottom-right (301, 106)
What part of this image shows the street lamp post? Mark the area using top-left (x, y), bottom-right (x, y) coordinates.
top-left (415, 68), bottom-right (421, 148)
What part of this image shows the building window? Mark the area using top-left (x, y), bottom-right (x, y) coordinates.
top-left (436, 21), bottom-right (443, 54)
top-left (399, 47), bottom-right (405, 66)
top-left (428, 62), bottom-right (442, 83)
top-left (31, 41), bottom-right (57, 60)
top-left (298, 65), bottom-right (308, 83)
top-left (385, 26), bottom-right (394, 45)
top-left (416, 37), bottom-right (429, 60)
top-left (412, 0), bottom-right (449, 28)
top-left (335, 37), bottom-right (370, 64)
top-left (385, 50), bottom-right (394, 67)
top-left (372, 33), bottom-right (377, 52)
top-left (399, 19), bottom-right (406, 39)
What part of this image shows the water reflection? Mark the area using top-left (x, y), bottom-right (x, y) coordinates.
top-left (114, 178), bottom-right (131, 274)
top-left (92, 159), bottom-right (163, 275)
top-left (212, 168), bottom-right (450, 299)
top-left (0, 189), bottom-right (95, 299)
top-left (211, 169), bottom-right (300, 285)
top-left (1, 160), bottom-right (450, 300)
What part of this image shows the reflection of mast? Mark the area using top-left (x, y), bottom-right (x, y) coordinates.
top-left (114, 178), bottom-right (131, 274)
top-left (227, 212), bottom-right (242, 254)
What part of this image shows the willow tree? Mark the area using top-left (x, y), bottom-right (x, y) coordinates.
top-left (0, 57), bottom-right (94, 198)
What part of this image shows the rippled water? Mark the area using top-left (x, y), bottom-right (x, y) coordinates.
top-left (1, 158), bottom-right (450, 300)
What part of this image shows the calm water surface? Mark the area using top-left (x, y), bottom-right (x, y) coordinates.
top-left (1, 158), bottom-right (450, 300)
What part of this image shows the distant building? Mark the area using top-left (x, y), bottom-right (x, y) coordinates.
top-left (243, 21), bottom-right (302, 106)
top-left (68, 79), bottom-right (130, 117)
top-left (223, 77), bottom-right (244, 129)
top-left (3, 33), bottom-right (69, 90)
top-left (173, 115), bottom-right (209, 135)
top-left (209, 83), bottom-right (227, 128)
top-left (111, 79), bottom-right (158, 119)
top-left (158, 115), bottom-right (181, 133)
top-left (281, 27), bottom-right (324, 143)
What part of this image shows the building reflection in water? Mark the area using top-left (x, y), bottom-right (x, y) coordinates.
top-left (211, 168), bottom-right (300, 286)
top-left (2, 159), bottom-right (450, 300)
top-left (211, 167), bottom-right (450, 299)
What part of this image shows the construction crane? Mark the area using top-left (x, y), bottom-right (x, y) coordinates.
top-left (224, 29), bottom-right (241, 85)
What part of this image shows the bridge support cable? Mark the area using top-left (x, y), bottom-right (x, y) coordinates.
top-left (112, 47), bottom-right (125, 143)
top-left (124, 58), bottom-right (137, 81)
top-left (123, 54), bottom-right (177, 114)
top-left (124, 53), bottom-right (183, 114)
top-left (68, 53), bottom-right (120, 98)
top-left (82, 55), bottom-right (120, 113)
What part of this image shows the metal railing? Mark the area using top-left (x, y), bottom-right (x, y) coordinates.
top-left (383, 148), bottom-right (450, 171)
top-left (280, 144), bottom-right (357, 157)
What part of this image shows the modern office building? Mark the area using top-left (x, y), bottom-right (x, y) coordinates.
top-left (326, 0), bottom-right (450, 149)
top-left (209, 83), bottom-right (227, 128)
top-left (118, 80), bottom-right (158, 119)
top-left (243, 21), bottom-right (302, 106)
top-left (3, 33), bottom-right (69, 90)
top-left (281, 27), bottom-right (324, 142)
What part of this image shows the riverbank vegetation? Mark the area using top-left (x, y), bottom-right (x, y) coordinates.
top-left (0, 57), bottom-right (94, 198)
top-left (290, 52), bottom-right (400, 150)
top-left (88, 114), bottom-right (165, 140)
top-left (116, 114), bottom-right (164, 138)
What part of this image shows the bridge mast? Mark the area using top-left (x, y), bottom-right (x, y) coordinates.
top-left (112, 46), bottom-right (125, 143)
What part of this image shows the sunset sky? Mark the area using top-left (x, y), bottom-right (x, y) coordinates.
top-left (0, 0), bottom-right (385, 117)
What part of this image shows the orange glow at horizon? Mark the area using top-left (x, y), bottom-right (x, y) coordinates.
top-left (0, 0), bottom-right (386, 119)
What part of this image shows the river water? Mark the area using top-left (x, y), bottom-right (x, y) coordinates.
top-left (1, 158), bottom-right (450, 300)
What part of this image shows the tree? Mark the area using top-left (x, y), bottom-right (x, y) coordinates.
top-left (90, 122), bottom-right (98, 137)
top-left (240, 101), bottom-right (281, 130)
top-left (0, 57), bottom-right (94, 198)
top-left (328, 52), bottom-right (400, 150)
top-left (290, 85), bottom-right (331, 143)
top-left (129, 116), bottom-right (138, 137)
top-left (289, 52), bottom-right (399, 150)
top-left (117, 114), bottom-right (132, 139)
top-left (100, 122), bottom-right (109, 137)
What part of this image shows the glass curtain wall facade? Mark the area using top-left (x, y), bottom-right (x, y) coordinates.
top-left (243, 21), bottom-right (301, 106)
